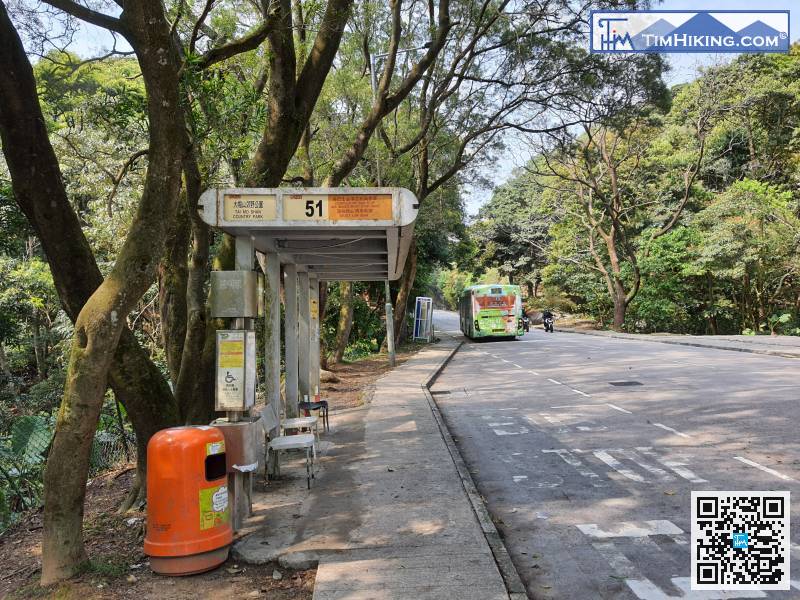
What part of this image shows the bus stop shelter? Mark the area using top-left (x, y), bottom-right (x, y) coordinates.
top-left (198, 186), bottom-right (418, 422)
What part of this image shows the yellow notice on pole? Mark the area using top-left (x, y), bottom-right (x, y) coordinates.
top-left (310, 299), bottom-right (319, 320)
top-left (218, 339), bottom-right (244, 368)
top-left (223, 194), bottom-right (277, 221)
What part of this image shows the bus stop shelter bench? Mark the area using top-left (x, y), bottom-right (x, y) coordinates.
top-left (260, 403), bottom-right (316, 489)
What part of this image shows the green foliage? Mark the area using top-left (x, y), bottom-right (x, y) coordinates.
top-left (469, 49), bottom-right (800, 334)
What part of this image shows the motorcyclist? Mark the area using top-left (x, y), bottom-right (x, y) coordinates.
top-left (541, 309), bottom-right (554, 332)
top-left (521, 307), bottom-right (530, 332)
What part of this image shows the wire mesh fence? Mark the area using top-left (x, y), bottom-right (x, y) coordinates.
top-left (0, 413), bottom-right (135, 531)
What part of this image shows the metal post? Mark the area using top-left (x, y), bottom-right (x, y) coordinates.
top-left (264, 251), bottom-right (281, 478)
top-left (232, 235), bottom-right (254, 528)
top-left (309, 276), bottom-right (321, 394)
top-left (385, 280), bottom-right (396, 367)
top-left (284, 264), bottom-right (299, 418)
top-left (298, 270), bottom-right (311, 400)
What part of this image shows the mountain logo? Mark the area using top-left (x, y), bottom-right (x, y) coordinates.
top-left (590, 11), bottom-right (790, 54)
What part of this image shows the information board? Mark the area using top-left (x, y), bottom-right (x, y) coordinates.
top-left (223, 194), bottom-right (277, 221)
top-left (215, 330), bottom-right (257, 411)
top-left (283, 193), bottom-right (393, 221)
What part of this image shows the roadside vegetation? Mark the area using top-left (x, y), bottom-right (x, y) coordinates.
top-left (442, 49), bottom-right (800, 335)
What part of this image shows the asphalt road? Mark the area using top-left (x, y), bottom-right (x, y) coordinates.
top-left (431, 310), bottom-right (800, 600)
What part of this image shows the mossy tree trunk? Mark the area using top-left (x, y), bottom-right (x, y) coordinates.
top-left (10, 0), bottom-right (189, 583)
top-left (0, 0), bottom-right (182, 519)
top-left (333, 282), bottom-right (354, 363)
top-left (393, 239), bottom-right (417, 345)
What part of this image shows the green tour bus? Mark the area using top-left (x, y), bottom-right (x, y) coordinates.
top-left (458, 284), bottom-right (524, 339)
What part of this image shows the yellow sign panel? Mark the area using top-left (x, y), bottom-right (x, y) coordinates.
top-left (218, 340), bottom-right (244, 368)
top-left (329, 194), bottom-right (393, 221)
top-left (282, 194), bottom-right (393, 221)
top-left (223, 194), bottom-right (277, 221)
top-left (310, 299), bottom-right (319, 320)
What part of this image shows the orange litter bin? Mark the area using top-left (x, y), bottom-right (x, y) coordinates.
top-left (144, 426), bottom-right (232, 575)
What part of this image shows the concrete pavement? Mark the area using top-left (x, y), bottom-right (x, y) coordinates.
top-left (431, 309), bottom-right (800, 599)
top-left (233, 335), bottom-right (515, 599)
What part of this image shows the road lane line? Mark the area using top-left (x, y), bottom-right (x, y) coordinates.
top-left (512, 363), bottom-right (523, 368)
top-left (547, 378), bottom-right (562, 385)
top-left (512, 475), bottom-right (528, 483)
top-left (550, 404), bottom-right (598, 408)
top-left (652, 423), bottom-right (691, 439)
top-left (593, 450), bottom-right (646, 483)
top-left (606, 403), bottom-right (632, 414)
top-left (528, 370), bottom-right (540, 376)
top-left (570, 388), bottom-right (591, 397)
top-left (734, 456), bottom-right (797, 482)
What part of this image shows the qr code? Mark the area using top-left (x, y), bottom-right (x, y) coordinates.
top-left (691, 491), bottom-right (790, 590)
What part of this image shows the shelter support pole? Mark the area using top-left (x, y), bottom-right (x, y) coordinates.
top-left (385, 280), bottom-right (396, 368)
top-left (284, 264), bottom-right (299, 418)
top-left (232, 235), bottom-right (254, 528)
top-left (264, 251), bottom-right (281, 478)
top-left (309, 276), bottom-right (321, 395)
top-left (298, 271), bottom-right (311, 400)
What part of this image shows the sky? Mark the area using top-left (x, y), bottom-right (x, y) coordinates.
top-left (53, 1), bottom-right (799, 216)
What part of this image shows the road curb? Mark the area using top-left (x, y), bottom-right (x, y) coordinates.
top-left (423, 341), bottom-right (528, 600)
top-left (560, 327), bottom-right (800, 360)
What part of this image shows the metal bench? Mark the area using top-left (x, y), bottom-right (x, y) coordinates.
top-left (260, 403), bottom-right (316, 489)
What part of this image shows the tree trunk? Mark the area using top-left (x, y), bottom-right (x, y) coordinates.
top-left (319, 283), bottom-right (329, 369)
top-left (611, 280), bottom-right (627, 331)
top-left (158, 193), bottom-right (190, 388)
top-left (174, 151), bottom-right (215, 423)
top-left (333, 282), bottom-right (354, 363)
top-left (393, 239), bottom-right (417, 345)
top-left (0, 342), bottom-right (13, 391)
top-left (0, 0), bottom-right (180, 491)
top-left (39, 0), bottom-right (189, 583)
top-left (31, 316), bottom-right (47, 381)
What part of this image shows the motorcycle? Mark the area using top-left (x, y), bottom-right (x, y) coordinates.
top-left (521, 315), bottom-right (530, 332)
top-left (542, 313), bottom-right (554, 333)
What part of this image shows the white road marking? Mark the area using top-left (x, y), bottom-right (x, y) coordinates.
top-left (618, 449), bottom-right (674, 481)
top-left (652, 423), bottom-right (691, 439)
top-left (547, 378), bottom-right (562, 385)
top-left (734, 456), bottom-right (797, 482)
top-left (627, 577), bottom-right (765, 599)
top-left (576, 425), bottom-right (607, 432)
top-left (511, 363), bottom-right (523, 368)
top-left (550, 403), bottom-right (598, 408)
top-left (492, 427), bottom-right (530, 436)
top-left (512, 475), bottom-right (528, 483)
top-left (487, 422), bottom-right (514, 426)
top-left (500, 358), bottom-right (511, 363)
top-left (593, 450), bottom-right (646, 483)
top-left (528, 370), bottom-right (540, 376)
top-left (606, 403), bottom-right (632, 414)
top-left (542, 448), bottom-right (605, 486)
top-left (570, 388), bottom-right (591, 397)
top-left (637, 448), bottom-right (708, 484)
top-left (577, 520), bottom-right (683, 539)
